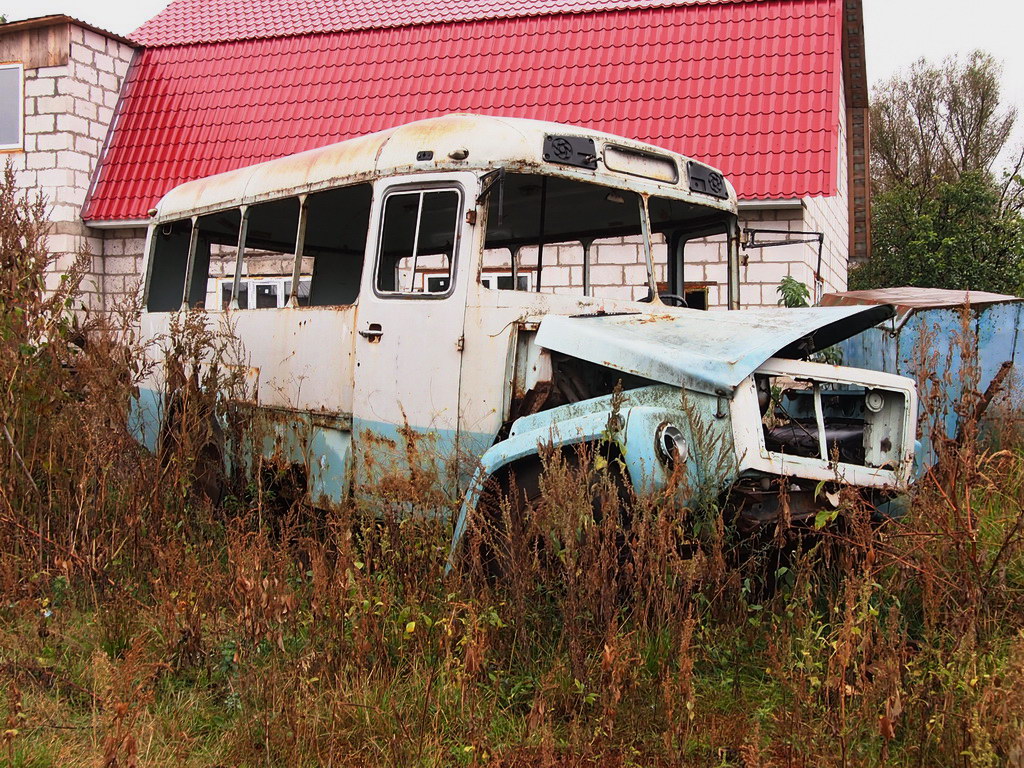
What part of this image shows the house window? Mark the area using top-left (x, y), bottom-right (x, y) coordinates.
top-left (217, 276), bottom-right (311, 309)
top-left (481, 272), bottom-right (531, 291)
top-left (682, 284), bottom-right (710, 311)
top-left (0, 63), bottom-right (24, 151)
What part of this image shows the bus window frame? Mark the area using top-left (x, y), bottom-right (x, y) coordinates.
top-left (371, 182), bottom-right (465, 301)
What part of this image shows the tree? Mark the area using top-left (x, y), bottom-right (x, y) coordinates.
top-left (871, 51), bottom-right (1018, 198)
top-left (852, 52), bottom-right (1024, 295)
top-left (851, 172), bottom-right (1024, 293)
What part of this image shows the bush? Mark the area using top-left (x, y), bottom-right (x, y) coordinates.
top-left (851, 172), bottom-right (1024, 295)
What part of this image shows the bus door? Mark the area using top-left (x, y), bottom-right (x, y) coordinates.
top-left (351, 174), bottom-right (476, 497)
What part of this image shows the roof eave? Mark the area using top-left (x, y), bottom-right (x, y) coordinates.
top-left (84, 218), bottom-right (150, 229)
top-left (0, 14), bottom-right (138, 48)
top-left (737, 198), bottom-right (804, 211)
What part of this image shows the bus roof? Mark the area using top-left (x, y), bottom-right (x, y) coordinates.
top-left (152, 114), bottom-right (737, 222)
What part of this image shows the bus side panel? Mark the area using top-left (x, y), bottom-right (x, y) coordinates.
top-left (246, 407), bottom-right (353, 511)
top-left (228, 307), bottom-right (358, 414)
top-left (131, 312), bottom-right (174, 452)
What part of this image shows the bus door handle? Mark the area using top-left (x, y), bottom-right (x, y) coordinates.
top-left (359, 323), bottom-right (383, 342)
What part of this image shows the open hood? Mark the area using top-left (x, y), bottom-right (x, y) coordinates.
top-left (535, 304), bottom-right (895, 395)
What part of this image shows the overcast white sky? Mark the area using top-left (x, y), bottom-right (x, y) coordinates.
top-left (5, 0), bottom-right (1024, 154)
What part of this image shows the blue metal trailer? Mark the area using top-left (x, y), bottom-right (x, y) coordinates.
top-left (823, 288), bottom-right (1024, 462)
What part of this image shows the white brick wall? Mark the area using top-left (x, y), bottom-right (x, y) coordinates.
top-left (802, 79), bottom-right (851, 299)
top-left (99, 231), bottom-right (148, 304)
top-left (9, 22), bottom-right (135, 312)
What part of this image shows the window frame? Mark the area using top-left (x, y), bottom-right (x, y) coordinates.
top-left (681, 283), bottom-right (711, 311)
top-left (372, 182), bottom-right (465, 301)
top-left (480, 271), bottom-right (533, 292)
top-left (143, 216), bottom-right (195, 313)
top-left (143, 181), bottom-right (373, 313)
top-left (0, 62), bottom-right (25, 152)
top-left (216, 275), bottom-right (312, 310)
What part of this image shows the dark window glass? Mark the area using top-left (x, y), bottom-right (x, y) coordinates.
top-left (307, 184), bottom-right (373, 306)
top-left (146, 219), bottom-right (192, 312)
top-left (255, 282), bottom-right (278, 308)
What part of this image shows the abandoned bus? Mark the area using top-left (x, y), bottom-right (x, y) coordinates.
top-left (132, 114), bottom-right (918, 544)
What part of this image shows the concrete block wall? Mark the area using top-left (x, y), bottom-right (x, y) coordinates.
top-left (803, 79), bottom-right (851, 299)
top-left (99, 228), bottom-right (148, 306)
top-left (803, 196), bottom-right (849, 298)
top-left (483, 235), bottom-right (670, 303)
top-left (733, 207), bottom-right (817, 308)
top-left (10, 23), bottom-right (134, 311)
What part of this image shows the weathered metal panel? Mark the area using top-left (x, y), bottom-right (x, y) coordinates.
top-left (822, 287), bottom-right (1020, 320)
top-left (249, 406), bottom-right (353, 509)
top-left (731, 357), bottom-right (918, 488)
top-left (449, 385), bottom-right (726, 562)
top-left (152, 115), bottom-right (736, 225)
top-left (836, 299), bottom-right (1024, 461)
top-left (350, 172), bottom-right (476, 494)
top-left (228, 307), bottom-right (358, 414)
top-left (535, 304), bottom-right (896, 396)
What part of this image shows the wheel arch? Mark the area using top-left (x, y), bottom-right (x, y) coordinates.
top-left (447, 409), bottom-right (627, 569)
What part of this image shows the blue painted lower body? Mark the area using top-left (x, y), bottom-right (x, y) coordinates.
top-left (350, 418), bottom-right (494, 508)
top-left (447, 385), bottom-right (734, 563)
top-left (130, 388), bottom-right (497, 511)
top-left (129, 387), bottom-right (163, 453)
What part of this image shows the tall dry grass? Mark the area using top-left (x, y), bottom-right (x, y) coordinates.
top-left (1, 165), bottom-right (1023, 767)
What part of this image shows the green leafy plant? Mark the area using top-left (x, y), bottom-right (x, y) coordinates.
top-left (777, 275), bottom-right (811, 308)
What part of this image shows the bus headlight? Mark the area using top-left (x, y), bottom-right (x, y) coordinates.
top-left (655, 422), bottom-right (688, 469)
top-left (865, 390), bottom-right (885, 413)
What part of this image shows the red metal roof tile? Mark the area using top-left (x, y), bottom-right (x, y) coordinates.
top-left (84, 0), bottom-right (843, 221)
top-left (133, 0), bottom-right (751, 46)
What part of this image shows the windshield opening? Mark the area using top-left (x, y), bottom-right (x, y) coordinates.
top-left (482, 172), bottom-right (737, 305)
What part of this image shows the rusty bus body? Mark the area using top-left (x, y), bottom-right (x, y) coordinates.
top-left (132, 114), bottom-right (918, 546)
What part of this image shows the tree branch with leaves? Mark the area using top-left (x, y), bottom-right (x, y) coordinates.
top-left (854, 51), bottom-right (1024, 295)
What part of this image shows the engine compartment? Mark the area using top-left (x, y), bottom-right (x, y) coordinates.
top-left (755, 373), bottom-right (909, 470)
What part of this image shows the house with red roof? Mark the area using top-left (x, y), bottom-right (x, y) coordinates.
top-left (7, 0), bottom-right (868, 309)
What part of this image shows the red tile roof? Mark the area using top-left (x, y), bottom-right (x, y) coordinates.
top-left (84, 0), bottom-right (844, 221)
top-left (132, 0), bottom-right (742, 45)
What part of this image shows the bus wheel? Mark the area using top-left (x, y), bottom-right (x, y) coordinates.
top-left (467, 444), bottom-right (632, 583)
top-left (193, 441), bottom-right (226, 505)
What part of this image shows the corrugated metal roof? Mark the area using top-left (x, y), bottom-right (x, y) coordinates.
top-left (132, 0), bottom-right (752, 46)
top-left (84, 0), bottom-right (843, 221)
top-left (821, 288), bottom-right (1023, 323)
